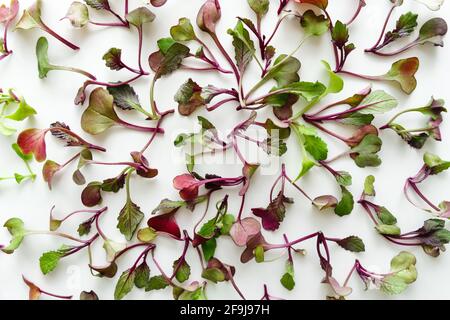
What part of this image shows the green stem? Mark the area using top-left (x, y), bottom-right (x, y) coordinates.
top-left (52, 66), bottom-right (97, 80)
top-left (125, 168), bottom-right (135, 199)
top-left (245, 35), bottom-right (311, 100)
top-left (149, 77), bottom-right (160, 120)
top-left (385, 107), bottom-right (428, 126)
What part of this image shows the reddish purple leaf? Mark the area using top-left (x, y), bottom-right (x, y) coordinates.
top-left (147, 212), bottom-right (181, 239)
top-left (17, 129), bottom-right (48, 162)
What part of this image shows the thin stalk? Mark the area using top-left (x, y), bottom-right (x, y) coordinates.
top-left (40, 21), bottom-right (80, 51)
top-left (306, 120), bottom-right (349, 143)
top-left (194, 37), bottom-right (219, 65)
top-left (226, 266), bottom-right (247, 300)
top-left (382, 107), bottom-right (426, 127)
top-left (149, 77), bottom-right (161, 120)
top-left (237, 194), bottom-right (246, 221)
top-left (47, 127), bottom-right (106, 152)
top-left (370, 40), bottom-right (420, 57)
top-left (39, 289), bottom-right (73, 300)
top-left (206, 97), bottom-right (239, 112)
top-left (209, 32), bottom-right (241, 84)
top-left (140, 109), bottom-right (173, 154)
top-left (405, 179), bottom-right (440, 212)
top-left (137, 28), bottom-right (144, 73)
top-left (335, 70), bottom-right (382, 82)
top-left (343, 263), bottom-right (357, 287)
top-left (3, 20), bottom-right (12, 54)
top-left (27, 230), bottom-right (88, 244)
top-left (193, 192), bottom-right (213, 233)
top-left (87, 160), bottom-right (143, 171)
top-left (268, 232), bottom-right (319, 250)
top-left (89, 21), bottom-right (128, 28)
top-left (51, 65), bottom-right (97, 80)
top-left (365, 3), bottom-right (397, 52)
top-left (117, 118), bottom-right (165, 133)
top-left (346, 0), bottom-right (366, 25)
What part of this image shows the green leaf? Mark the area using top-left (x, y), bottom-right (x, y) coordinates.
top-left (220, 214), bottom-right (235, 235)
top-left (157, 37), bottom-right (176, 54)
top-left (339, 113), bottom-right (374, 126)
top-left (134, 262), bottom-right (150, 289)
top-left (301, 10), bottom-right (330, 36)
top-left (178, 285), bottom-right (207, 300)
top-left (295, 124), bottom-right (328, 158)
top-left (265, 54), bottom-right (301, 87)
top-left (357, 90), bottom-right (398, 114)
top-left (334, 187), bottom-right (354, 216)
top-left (81, 87), bottom-right (120, 135)
top-left (255, 245), bottom-right (265, 263)
top-left (322, 60), bottom-right (344, 95)
top-left (332, 20), bottom-right (349, 48)
top-left (363, 175), bottom-right (376, 196)
top-left (280, 260), bottom-right (295, 290)
top-left (15, 0), bottom-right (43, 30)
top-left (63, 1), bottom-right (90, 28)
top-left (202, 238), bottom-right (217, 262)
top-left (114, 269), bottom-right (135, 300)
top-left (2, 218), bottom-right (27, 254)
top-left (390, 251), bottom-right (416, 272)
top-left (35, 37), bottom-right (52, 79)
top-left (170, 18), bottom-right (196, 41)
top-left (351, 134), bottom-right (383, 168)
top-left (382, 12), bottom-right (418, 47)
top-left (151, 42), bottom-right (190, 79)
top-left (292, 123), bottom-right (328, 180)
top-left (304, 134), bottom-right (328, 161)
top-left (39, 250), bottom-right (64, 275)
top-left (378, 207), bottom-right (398, 225)
top-left (117, 199), bottom-right (144, 241)
top-left (376, 224), bottom-right (401, 236)
top-left (152, 198), bottom-right (187, 215)
top-left (335, 171), bottom-right (352, 187)
top-left (175, 78), bottom-right (205, 116)
top-left (145, 275), bottom-right (169, 291)
top-left (137, 227), bottom-right (157, 243)
top-left (84, 0), bottom-right (110, 10)
top-left (107, 84), bottom-right (148, 116)
top-left (102, 47), bottom-right (123, 70)
top-left (202, 268), bottom-right (225, 283)
top-left (173, 259), bottom-right (191, 283)
top-left (416, 18), bottom-right (447, 47)
top-left (423, 152), bottom-right (450, 175)
top-left (247, 0), bottom-right (269, 17)
top-left (380, 275), bottom-right (409, 295)
top-left (6, 99), bottom-right (37, 121)
top-left (276, 81), bottom-right (327, 102)
top-left (125, 7), bottom-right (155, 28)
top-left (227, 21), bottom-right (255, 72)
top-left (197, 218), bottom-right (217, 239)
top-left (381, 57), bottom-right (419, 94)
top-left (336, 236), bottom-right (365, 252)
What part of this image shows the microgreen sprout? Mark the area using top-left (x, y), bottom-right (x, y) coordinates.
top-left (0, 0), bottom-right (19, 60)
top-left (15, 0), bottom-right (80, 50)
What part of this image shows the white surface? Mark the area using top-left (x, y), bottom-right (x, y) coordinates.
top-left (0, 0), bottom-right (449, 300)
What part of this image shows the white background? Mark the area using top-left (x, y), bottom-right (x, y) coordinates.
top-left (0, 0), bottom-right (449, 300)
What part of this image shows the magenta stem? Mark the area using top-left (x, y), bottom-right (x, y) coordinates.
top-left (40, 22), bottom-right (79, 51)
top-left (365, 4), bottom-right (397, 52)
